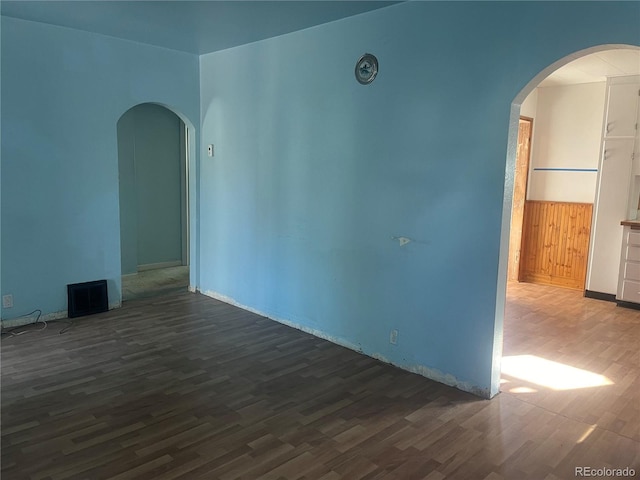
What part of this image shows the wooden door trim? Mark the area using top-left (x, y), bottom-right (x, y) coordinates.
top-left (507, 116), bottom-right (533, 282)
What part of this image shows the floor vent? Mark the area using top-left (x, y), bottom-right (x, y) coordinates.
top-left (67, 280), bottom-right (108, 318)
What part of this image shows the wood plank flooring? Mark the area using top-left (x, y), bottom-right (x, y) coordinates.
top-left (2, 284), bottom-right (639, 479)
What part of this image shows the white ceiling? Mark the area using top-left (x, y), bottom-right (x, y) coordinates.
top-left (539, 49), bottom-right (640, 87)
top-left (0, 1), bottom-right (400, 55)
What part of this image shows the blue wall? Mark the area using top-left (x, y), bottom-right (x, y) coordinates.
top-left (2, 2), bottom-right (639, 398)
top-left (1, 17), bottom-right (199, 320)
top-left (118, 104), bottom-right (184, 274)
top-left (198, 1), bottom-right (640, 397)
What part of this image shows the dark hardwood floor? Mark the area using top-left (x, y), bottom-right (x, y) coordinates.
top-left (2, 283), bottom-right (639, 479)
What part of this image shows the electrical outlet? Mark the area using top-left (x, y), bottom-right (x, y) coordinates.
top-left (390, 329), bottom-right (398, 345)
top-left (2, 294), bottom-right (13, 308)
top-left (207, 144), bottom-right (214, 157)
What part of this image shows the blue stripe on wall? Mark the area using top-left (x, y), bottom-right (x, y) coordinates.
top-left (533, 167), bottom-right (598, 172)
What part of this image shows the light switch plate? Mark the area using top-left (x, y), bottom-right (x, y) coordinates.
top-left (3, 294), bottom-right (13, 308)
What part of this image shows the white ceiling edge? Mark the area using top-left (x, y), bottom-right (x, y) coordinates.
top-left (538, 48), bottom-right (640, 88)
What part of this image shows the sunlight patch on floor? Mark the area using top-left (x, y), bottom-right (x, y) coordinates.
top-left (501, 355), bottom-right (614, 390)
top-left (508, 386), bottom-right (538, 394)
top-left (577, 424), bottom-right (597, 443)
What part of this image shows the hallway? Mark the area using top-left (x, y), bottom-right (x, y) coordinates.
top-left (122, 266), bottom-right (189, 301)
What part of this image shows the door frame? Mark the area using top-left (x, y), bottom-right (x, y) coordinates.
top-left (117, 102), bottom-right (198, 301)
top-left (180, 124), bottom-right (190, 267)
top-left (492, 45), bottom-right (640, 398)
top-left (508, 116), bottom-right (533, 282)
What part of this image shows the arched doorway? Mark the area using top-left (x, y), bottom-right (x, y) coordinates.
top-left (117, 103), bottom-right (195, 300)
top-left (494, 45), bottom-right (640, 396)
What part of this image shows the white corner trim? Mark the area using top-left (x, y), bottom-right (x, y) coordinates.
top-left (137, 261), bottom-right (183, 272)
top-left (201, 289), bottom-right (363, 353)
top-left (199, 289), bottom-right (491, 399)
top-left (1, 301), bottom-right (122, 329)
top-left (1, 309), bottom-right (68, 329)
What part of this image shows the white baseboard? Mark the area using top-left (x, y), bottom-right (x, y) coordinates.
top-left (199, 288), bottom-right (490, 399)
top-left (1, 310), bottom-right (66, 329)
top-left (1, 301), bottom-right (121, 329)
top-left (138, 261), bottom-right (183, 272)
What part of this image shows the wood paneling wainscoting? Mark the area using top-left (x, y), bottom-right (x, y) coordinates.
top-left (519, 200), bottom-right (593, 290)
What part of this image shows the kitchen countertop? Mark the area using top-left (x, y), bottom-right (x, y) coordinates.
top-left (621, 219), bottom-right (640, 227)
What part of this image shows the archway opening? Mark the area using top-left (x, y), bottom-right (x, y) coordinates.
top-left (494, 45), bottom-right (640, 404)
top-left (117, 103), bottom-right (195, 301)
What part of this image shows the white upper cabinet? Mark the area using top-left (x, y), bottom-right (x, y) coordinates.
top-left (604, 80), bottom-right (640, 138)
top-left (587, 75), bottom-right (640, 295)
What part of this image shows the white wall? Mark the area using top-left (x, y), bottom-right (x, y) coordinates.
top-left (527, 82), bottom-right (606, 203)
top-left (520, 89), bottom-right (538, 119)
